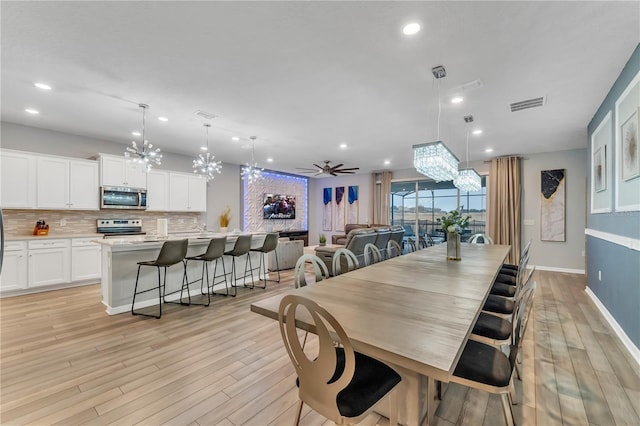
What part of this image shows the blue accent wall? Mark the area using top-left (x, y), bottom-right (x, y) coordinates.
top-left (587, 43), bottom-right (640, 348)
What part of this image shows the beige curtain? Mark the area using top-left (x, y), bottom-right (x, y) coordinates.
top-left (371, 171), bottom-right (392, 225)
top-left (489, 157), bottom-right (521, 264)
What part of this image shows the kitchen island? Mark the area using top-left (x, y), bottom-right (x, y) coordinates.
top-left (95, 233), bottom-right (269, 315)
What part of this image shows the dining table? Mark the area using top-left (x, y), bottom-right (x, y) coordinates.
top-left (250, 242), bottom-right (510, 426)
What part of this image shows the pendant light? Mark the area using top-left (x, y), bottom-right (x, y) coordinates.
top-left (454, 115), bottom-right (482, 192)
top-left (125, 103), bottom-right (162, 171)
top-left (193, 123), bottom-right (222, 181)
top-left (413, 65), bottom-right (459, 182)
top-left (241, 136), bottom-right (263, 183)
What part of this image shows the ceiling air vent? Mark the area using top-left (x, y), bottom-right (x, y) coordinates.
top-left (510, 96), bottom-right (546, 112)
top-left (194, 110), bottom-right (218, 120)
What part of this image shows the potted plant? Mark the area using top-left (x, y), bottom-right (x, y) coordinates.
top-left (219, 206), bottom-right (231, 233)
top-left (437, 210), bottom-right (470, 261)
top-left (319, 233), bottom-right (327, 246)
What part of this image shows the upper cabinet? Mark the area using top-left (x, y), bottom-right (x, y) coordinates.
top-left (169, 173), bottom-right (206, 212)
top-left (1, 150), bottom-right (37, 208)
top-left (100, 154), bottom-right (147, 189)
top-left (147, 170), bottom-right (170, 211)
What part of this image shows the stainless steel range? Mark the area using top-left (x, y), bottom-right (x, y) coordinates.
top-left (97, 219), bottom-right (145, 238)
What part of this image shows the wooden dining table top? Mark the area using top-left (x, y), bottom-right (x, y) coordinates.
top-left (250, 243), bottom-right (510, 381)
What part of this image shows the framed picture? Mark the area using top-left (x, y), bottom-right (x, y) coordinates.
top-left (334, 186), bottom-right (345, 232)
top-left (594, 146), bottom-right (606, 192)
top-left (614, 70), bottom-right (640, 212)
top-left (322, 187), bottom-right (332, 231)
top-left (621, 108), bottom-right (639, 181)
top-left (346, 185), bottom-right (359, 224)
top-left (540, 169), bottom-right (565, 242)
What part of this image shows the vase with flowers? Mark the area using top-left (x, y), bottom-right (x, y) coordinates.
top-left (437, 209), bottom-right (470, 261)
top-left (219, 206), bottom-right (231, 233)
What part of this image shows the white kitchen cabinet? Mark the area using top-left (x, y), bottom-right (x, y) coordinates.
top-left (100, 154), bottom-right (147, 189)
top-left (0, 241), bottom-right (28, 291)
top-left (169, 173), bottom-right (206, 212)
top-left (71, 238), bottom-right (101, 281)
top-left (36, 157), bottom-right (99, 210)
top-left (28, 239), bottom-right (71, 288)
top-left (147, 170), bottom-right (170, 211)
top-left (1, 150), bottom-right (37, 208)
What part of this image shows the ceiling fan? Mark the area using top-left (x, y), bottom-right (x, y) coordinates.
top-left (296, 160), bottom-right (360, 176)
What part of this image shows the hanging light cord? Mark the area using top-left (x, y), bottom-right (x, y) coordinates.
top-left (141, 104), bottom-right (146, 143)
top-left (465, 127), bottom-right (470, 168)
top-left (436, 78), bottom-right (442, 140)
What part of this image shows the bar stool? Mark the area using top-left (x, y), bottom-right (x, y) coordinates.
top-left (131, 239), bottom-right (189, 319)
top-left (225, 234), bottom-right (254, 297)
top-left (184, 236), bottom-right (228, 303)
top-left (249, 233), bottom-right (280, 289)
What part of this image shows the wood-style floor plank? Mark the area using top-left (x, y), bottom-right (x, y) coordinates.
top-left (1, 269), bottom-right (639, 426)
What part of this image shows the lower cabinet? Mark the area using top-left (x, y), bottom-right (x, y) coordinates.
top-left (28, 239), bottom-right (71, 287)
top-left (0, 241), bottom-right (28, 291)
top-left (71, 238), bottom-right (102, 281)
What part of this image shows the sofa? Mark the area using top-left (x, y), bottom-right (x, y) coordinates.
top-left (316, 228), bottom-right (377, 275)
top-left (331, 223), bottom-right (387, 244)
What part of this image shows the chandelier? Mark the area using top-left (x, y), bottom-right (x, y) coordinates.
top-left (241, 136), bottom-right (263, 183)
top-left (454, 116), bottom-right (482, 192)
top-left (125, 103), bottom-right (162, 171)
top-left (413, 65), bottom-right (459, 182)
top-left (193, 123), bottom-right (222, 181)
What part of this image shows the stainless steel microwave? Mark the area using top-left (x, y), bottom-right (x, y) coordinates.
top-left (100, 186), bottom-right (147, 210)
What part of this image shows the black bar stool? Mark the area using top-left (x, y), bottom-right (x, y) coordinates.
top-left (224, 234), bottom-right (254, 297)
top-left (184, 236), bottom-right (228, 302)
top-left (249, 233), bottom-right (280, 289)
top-left (131, 239), bottom-right (189, 319)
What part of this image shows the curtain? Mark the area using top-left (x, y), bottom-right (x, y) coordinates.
top-left (371, 171), bottom-right (392, 225)
top-left (489, 157), bottom-right (521, 264)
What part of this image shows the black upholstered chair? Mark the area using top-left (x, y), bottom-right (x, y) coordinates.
top-left (448, 282), bottom-right (536, 426)
top-left (184, 236), bottom-right (228, 303)
top-left (250, 233), bottom-right (280, 288)
top-left (483, 264), bottom-right (535, 319)
top-left (279, 295), bottom-right (402, 425)
top-left (224, 234), bottom-right (254, 297)
top-left (131, 239), bottom-right (189, 319)
top-left (332, 248), bottom-right (359, 276)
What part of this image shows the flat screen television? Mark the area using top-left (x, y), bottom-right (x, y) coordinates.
top-left (263, 194), bottom-right (296, 220)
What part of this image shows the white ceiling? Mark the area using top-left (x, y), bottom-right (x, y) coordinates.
top-left (2, 1), bottom-right (638, 175)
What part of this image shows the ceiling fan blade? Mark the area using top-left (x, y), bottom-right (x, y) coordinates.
top-left (335, 170), bottom-right (356, 174)
top-left (312, 164), bottom-right (323, 170)
top-left (336, 167), bottom-right (359, 171)
top-left (329, 163), bottom-right (344, 171)
top-left (314, 171), bottom-right (325, 176)
top-left (330, 172), bottom-right (338, 176)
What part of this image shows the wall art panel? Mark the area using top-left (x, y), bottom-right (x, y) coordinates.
top-left (323, 187), bottom-right (332, 231)
top-left (346, 185), bottom-right (359, 225)
top-left (334, 186), bottom-right (345, 232)
top-left (541, 169), bottom-right (566, 242)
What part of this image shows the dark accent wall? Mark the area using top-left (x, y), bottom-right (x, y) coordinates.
top-left (586, 43), bottom-right (640, 347)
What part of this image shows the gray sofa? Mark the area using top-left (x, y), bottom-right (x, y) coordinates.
top-left (331, 223), bottom-right (388, 245)
top-left (316, 228), bottom-right (377, 275)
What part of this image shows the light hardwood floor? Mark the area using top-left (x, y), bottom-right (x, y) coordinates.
top-left (1, 270), bottom-right (638, 425)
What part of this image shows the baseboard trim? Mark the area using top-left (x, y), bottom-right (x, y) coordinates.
top-left (0, 280), bottom-right (98, 298)
top-left (531, 265), bottom-right (585, 274)
top-left (585, 228), bottom-right (640, 252)
top-left (585, 287), bottom-right (640, 366)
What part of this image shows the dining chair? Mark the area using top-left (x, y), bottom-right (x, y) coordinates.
top-left (386, 240), bottom-right (402, 258)
top-left (363, 243), bottom-right (382, 266)
top-left (293, 254), bottom-right (330, 288)
top-left (501, 239), bottom-right (532, 276)
top-left (483, 264), bottom-right (535, 319)
top-left (407, 237), bottom-right (417, 252)
top-left (224, 234), bottom-right (254, 297)
top-left (183, 236), bottom-right (228, 304)
top-left (250, 232), bottom-right (280, 289)
top-left (448, 281), bottom-right (537, 426)
top-left (131, 239), bottom-right (189, 319)
top-left (278, 295), bottom-right (402, 426)
top-left (468, 233), bottom-right (494, 244)
top-left (332, 248), bottom-right (359, 276)
top-left (490, 255), bottom-right (532, 298)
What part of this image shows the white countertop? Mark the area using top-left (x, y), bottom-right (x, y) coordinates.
top-left (5, 233), bottom-right (103, 241)
top-left (94, 232), bottom-right (266, 247)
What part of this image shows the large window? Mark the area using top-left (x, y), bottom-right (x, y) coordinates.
top-left (390, 177), bottom-right (487, 243)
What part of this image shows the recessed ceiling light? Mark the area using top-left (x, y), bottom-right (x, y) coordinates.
top-left (485, 148), bottom-right (494, 153)
top-left (267, 157), bottom-right (274, 163)
top-left (472, 129), bottom-right (483, 135)
top-left (25, 108), bottom-right (39, 114)
top-left (402, 23), bottom-right (420, 35)
top-left (339, 143), bottom-right (348, 149)
top-left (200, 146), bottom-right (208, 151)
top-left (158, 116), bottom-right (168, 122)
top-left (232, 136), bottom-right (240, 141)
top-left (384, 160), bottom-right (391, 165)
top-left (451, 97), bottom-right (463, 104)
top-left (34, 82), bottom-right (52, 90)
top-left (131, 131), bottom-right (141, 136)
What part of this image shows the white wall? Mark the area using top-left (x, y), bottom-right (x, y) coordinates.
top-left (206, 164), bottom-right (241, 232)
top-left (308, 173), bottom-right (372, 245)
top-left (522, 149), bottom-right (586, 272)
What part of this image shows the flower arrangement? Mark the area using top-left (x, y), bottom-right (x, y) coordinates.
top-left (437, 209), bottom-right (470, 235)
top-left (219, 206), bottom-right (231, 228)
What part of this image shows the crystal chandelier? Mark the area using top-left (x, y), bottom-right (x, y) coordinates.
top-left (241, 136), bottom-right (263, 183)
top-left (125, 103), bottom-right (162, 171)
top-left (413, 65), bottom-right (459, 182)
top-left (193, 123), bottom-right (222, 181)
top-left (413, 141), bottom-right (459, 182)
top-left (454, 116), bottom-right (482, 192)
